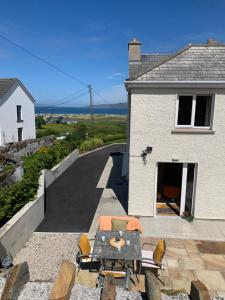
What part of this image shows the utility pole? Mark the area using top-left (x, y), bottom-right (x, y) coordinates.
top-left (88, 84), bottom-right (94, 128)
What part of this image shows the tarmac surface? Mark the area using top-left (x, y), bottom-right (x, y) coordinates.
top-left (37, 144), bottom-right (124, 232)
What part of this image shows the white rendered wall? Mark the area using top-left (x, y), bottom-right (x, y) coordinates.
top-left (128, 88), bottom-right (225, 220)
top-left (0, 85), bottom-right (36, 146)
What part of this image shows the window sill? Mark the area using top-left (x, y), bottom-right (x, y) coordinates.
top-left (17, 120), bottom-right (24, 123)
top-left (171, 129), bottom-right (215, 134)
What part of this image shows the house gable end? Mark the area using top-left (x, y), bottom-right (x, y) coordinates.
top-left (0, 80), bottom-right (35, 107)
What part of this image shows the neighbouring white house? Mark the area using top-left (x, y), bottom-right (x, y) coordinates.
top-left (124, 38), bottom-right (225, 220)
top-left (0, 78), bottom-right (36, 146)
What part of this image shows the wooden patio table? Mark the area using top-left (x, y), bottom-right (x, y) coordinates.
top-left (92, 230), bottom-right (142, 289)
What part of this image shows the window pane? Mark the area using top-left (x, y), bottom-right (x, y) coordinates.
top-left (194, 96), bottom-right (212, 127)
top-left (177, 96), bottom-right (193, 125)
top-left (18, 128), bottom-right (23, 141)
top-left (17, 105), bottom-right (22, 121)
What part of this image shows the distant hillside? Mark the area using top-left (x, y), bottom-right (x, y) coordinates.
top-left (89, 102), bottom-right (128, 109)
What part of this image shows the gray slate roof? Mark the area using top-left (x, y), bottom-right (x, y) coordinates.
top-left (0, 78), bottom-right (18, 99)
top-left (130, 44), bottom-right (225, 82)
top-left (0, 78), bottom-right (35, 104)
top-left (129, 54), bottom-right (172, 79)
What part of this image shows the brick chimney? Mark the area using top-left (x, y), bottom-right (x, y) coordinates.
top-left (128, 38), bottom-right (141, 62)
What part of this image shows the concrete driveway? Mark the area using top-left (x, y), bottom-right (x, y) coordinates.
top-left (37, 144), bottom-right (124, 233)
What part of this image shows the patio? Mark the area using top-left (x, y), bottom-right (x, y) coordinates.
top-left (141, 237), bottom-right (225, 298)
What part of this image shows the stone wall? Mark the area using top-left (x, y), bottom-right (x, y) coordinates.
top-left (0, 171), bottom-right (45, 257)
top-left (0, 148), bottom-right (79, 257)
top-left (0, 136), bottom-right (54, 162)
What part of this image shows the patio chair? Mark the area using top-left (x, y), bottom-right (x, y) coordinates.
top-left (76, 234), bottom-right (100, 272)
top-left (141, 239), bottom-right (166, 284)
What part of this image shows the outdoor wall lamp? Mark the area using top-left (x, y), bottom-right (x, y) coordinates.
top-left (141, 146), bottom-right (153, 164)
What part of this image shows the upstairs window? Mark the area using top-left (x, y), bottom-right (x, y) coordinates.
top-left (17, 105), bottom-right (22, 122)
top-left (176, 95), bottom-right (213, 128)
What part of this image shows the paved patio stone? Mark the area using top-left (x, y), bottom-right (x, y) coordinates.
top-left (222, 272), bottom-right (225, 280)
top-left (196, 240), bottom-right (225, 255)
top-left (167, 270), bottom-right (182, 280)
top-left (171, 277), bottom-right (192, 293)
top-left (184, 240), bottom-right (201, 259)
top-left (179, 258), bottom-right (205, 270)
top-left (195, 270), bottom-right (225, 291)
top-left (201, 254), bottom-right (225, 271)
top-left (165, 239), bottom-right (185, 249)
top-left (165, 247), bottom-right (188, 258)
top-left (166, 259), bottom-right (180, 268)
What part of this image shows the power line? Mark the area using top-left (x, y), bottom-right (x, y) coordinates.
top-left (51, 86), bottom-right (88, 106)
top-left (55, 90), bottom-right (88, 107)
top-left (0, 33), bottom-right (112, 105)
top-left (0, 33), bottom-right (88, 87)
top-left (92, 89), bottom-right (109, 104)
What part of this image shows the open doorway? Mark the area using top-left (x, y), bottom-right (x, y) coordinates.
top-left (156, 163), bottom-right (196, 217)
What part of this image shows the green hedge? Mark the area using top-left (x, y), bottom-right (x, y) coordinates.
top-left (79, 138), bottom-right (104, 152)
top-left (102, 133), bottom-right (126, 143)
top-left (0, 140), bottom-right (77, 226)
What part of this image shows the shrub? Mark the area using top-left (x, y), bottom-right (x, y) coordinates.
top-left (0, 139), bottom-right (77, 226)
top-left (36, 128), bottom-right (57, 138)
top-left (35, 116), bottom-right (46, 129)
top-left (102, 133), bottom-right (126, 143)
top-left (79, 138), bottom-right (104, 152)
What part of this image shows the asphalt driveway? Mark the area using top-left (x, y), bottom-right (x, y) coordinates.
top-left (37, 144), bottom-right (124, 232)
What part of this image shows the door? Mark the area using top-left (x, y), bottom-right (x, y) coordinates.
top-left (156, 162), bottom-right (197, 217)
top-left (180, 163), bottom-right (197, 217)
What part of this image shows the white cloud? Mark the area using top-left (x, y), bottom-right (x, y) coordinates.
top-left (106, 72), bottom-right (123, 79)
top-left (96, 84), bottom-right (127, 104)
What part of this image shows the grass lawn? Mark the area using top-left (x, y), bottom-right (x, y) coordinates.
top-left (36, 115), bottom-right (127, 142)
top-left (37, 123), bottom-right (75, 137)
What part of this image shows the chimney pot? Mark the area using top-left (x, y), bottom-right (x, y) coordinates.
top-left (207, 38), bottom-right (220, 45)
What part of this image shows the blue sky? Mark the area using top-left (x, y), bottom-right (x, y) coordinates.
top-left (0, 0), bottom-right (225, 106)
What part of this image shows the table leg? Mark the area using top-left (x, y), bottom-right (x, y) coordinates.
top-left (125, 267), bottom-right (130, 290)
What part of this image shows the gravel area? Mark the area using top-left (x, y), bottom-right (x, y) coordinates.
top-left (0, 277), bottom-right (6, 296)
top-left (13, 233), bottom-right (79, 281)
top-left (70, 284), bottom-right (144, 299)
top-left (16, 282), bottom-right (52, 300)
top-left (1, 278), bottom-right (190, 299)
top-left (161, 293), bottom-right (190, 300)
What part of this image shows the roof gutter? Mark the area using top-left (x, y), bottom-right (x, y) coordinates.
top-left (124, 80), bottom-right (225, 90)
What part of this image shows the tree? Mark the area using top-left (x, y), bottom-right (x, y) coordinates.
top-left (35, 116), bottom-right (46, 129)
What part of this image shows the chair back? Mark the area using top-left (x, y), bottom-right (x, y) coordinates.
top-left (79, 234), bottom-right (91, 256)
top-left (111, 218), bottom-right (128, 231)
top-left (153, 239), bottom-right (166, 265)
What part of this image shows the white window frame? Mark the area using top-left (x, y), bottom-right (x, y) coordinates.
top-left (175, 94), bottom-right (214, 129)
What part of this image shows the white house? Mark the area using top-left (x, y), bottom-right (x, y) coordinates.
top-left (0, 78), bottom-right (36, 146)
top-left (124, 38), bottom-right (225, 220)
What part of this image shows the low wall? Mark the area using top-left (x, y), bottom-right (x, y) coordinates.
top-left (0, 148), bottom-right (79, 257)
top-left (45, 149), bottom-right (79, 188)
top-left (0, 171), bottom-right (45, 257)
